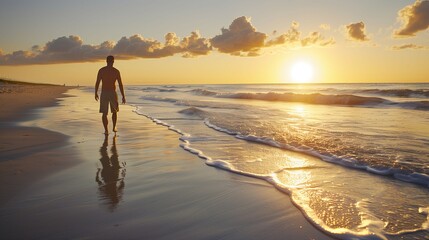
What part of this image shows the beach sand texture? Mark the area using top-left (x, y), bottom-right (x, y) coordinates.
top-left (0, 84), bottom-right (332, 239)
top-left (0, 81), bottom-right (75, 205)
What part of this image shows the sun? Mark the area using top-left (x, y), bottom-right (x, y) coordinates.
top-left (289, 61), bottom-right (314, 83)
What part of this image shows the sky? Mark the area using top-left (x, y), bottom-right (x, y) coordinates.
top-left (0, 0), bottom-right (428, 85)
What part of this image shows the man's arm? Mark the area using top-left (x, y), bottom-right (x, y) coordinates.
top-left (117, 71), bottom-right (126, 104)
top-left (95, 70), bottom-right (101, 101)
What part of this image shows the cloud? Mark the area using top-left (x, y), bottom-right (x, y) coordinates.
top-left (0, 32), bottom-right (212, 65)
top-left (320, 24), bottom-right (331, 30)
top-left (0, 50), bottom-right (36, 65)
top-left (265, 22), bottom-right (301, 47)
top-left (210, 16), bottom-right (267, 55)
top-left (0, 16), bottom-right (336, 65)
top-left (112, 32), bottom-right (211, 58)
top-left (346, 22), bottom-right (370, 41)
top-left (45, 35), bottom-right (83, 53)
top-left (112, 34), bottom-right (176, 58)
top-left (180, 31), bottom-right (212, 58)
top-left (395, 0), bottom-right (429, 37)
top-left (0, 35), bottom-right (113, 65)
top-left (266, 21), bottom-right (335, 48)
top-left (301, 32), bottom-right (335, 47)
top-left (392, 43), bottom-right (427, 50)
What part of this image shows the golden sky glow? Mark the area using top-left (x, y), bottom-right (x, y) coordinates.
top-left (0, 0), bottom-right (428, 85)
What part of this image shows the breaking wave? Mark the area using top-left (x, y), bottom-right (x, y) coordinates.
top-left (191, 88), bottom-right (387, 105)
top-left (190, 89), bottom-right (429, 110)
top-left (179, 106), bottom-right (429, 187)
top-left (360, 89), bottom-right (429, 98)
top-left (141, 87), bottom-right (177, 92)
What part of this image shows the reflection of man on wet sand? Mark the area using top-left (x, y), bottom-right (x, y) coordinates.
top-left (95, 55), bottom-right (126, 135)
top-left (96, 135), bottom-right (126, 211)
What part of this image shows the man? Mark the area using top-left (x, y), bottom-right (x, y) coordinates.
top-left (95, 55), bottom-right (126, 134)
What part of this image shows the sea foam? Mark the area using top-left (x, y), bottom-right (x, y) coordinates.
top-left (134, 106), bottom-right (413, 240)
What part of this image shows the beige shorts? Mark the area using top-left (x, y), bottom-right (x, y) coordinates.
top-left (99, 91), bottom-right (119, 114)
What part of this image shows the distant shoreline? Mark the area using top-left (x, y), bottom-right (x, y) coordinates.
top-left (0, 78), bottom-right (62, 86)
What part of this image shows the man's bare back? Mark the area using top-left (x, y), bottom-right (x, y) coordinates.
top-left (95, 55), bottom-right (126, 134)
top-left (97, 66), bottom-right (121, 92)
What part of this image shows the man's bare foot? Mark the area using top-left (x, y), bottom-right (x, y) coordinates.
top-left (113, 127), bottom-right (117, 132)
top-left (104, 130), bottom-right (109, 135)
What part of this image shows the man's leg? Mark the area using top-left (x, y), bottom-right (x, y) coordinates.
top-left (112, 112), bottom-right (117, 132)
top-left (102, 113), bottom-right (109, 134)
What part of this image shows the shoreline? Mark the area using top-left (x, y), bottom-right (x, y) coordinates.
top-left (0, 82), bottom-right (77, 205)
top-left (0, 80), bottom-right (74, 122)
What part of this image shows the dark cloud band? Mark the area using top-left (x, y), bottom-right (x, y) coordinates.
top-left (0, 16), bottom-right (335, 65)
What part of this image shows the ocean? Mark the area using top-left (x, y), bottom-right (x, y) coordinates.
top-left (125, 83), bottom-right (429, 239)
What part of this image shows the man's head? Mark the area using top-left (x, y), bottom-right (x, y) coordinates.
top-left (106, 55), bottom-right (114, 66)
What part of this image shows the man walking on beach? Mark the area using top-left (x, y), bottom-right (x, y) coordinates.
top-left (95, 55), bottom-right (126, 134)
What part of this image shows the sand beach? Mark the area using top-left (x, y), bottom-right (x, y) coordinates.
top-left (0, 81), bottom-right (75, 205)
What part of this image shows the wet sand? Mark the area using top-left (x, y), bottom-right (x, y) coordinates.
top-left (0, 86), bottom-right (333, 239)
top-left (0, 81), bottom-right (75, 205)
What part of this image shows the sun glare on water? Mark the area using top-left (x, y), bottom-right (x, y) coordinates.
top-left (289, 61), bottom-right (314, 83)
